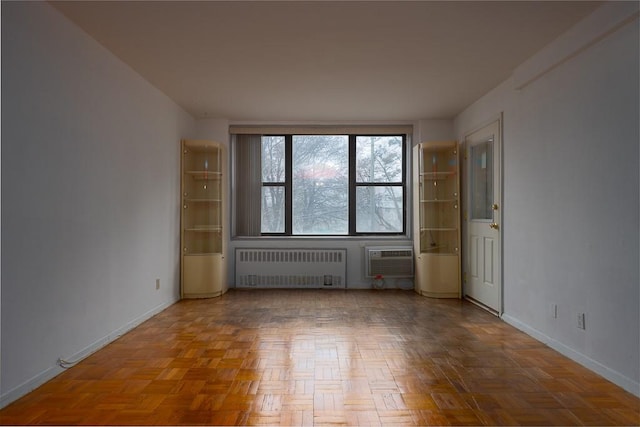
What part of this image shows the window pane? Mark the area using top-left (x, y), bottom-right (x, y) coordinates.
top-left (262, 136), bottom-right (285, 183)
top-left (470, 140), bottom-right (493, 220)
top-left (356, 186), bottom-right (403, 233)
top-left (292, 135), bottom-right (348, 235)
top-left (356, 136), bottom-right (403, 183)
top-left (261, 186), bottom-right (285, 233)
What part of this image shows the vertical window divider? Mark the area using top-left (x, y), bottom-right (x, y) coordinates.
top-left (349, 135), bottom-right (357, 235)
top-left (402, 134), bottom-right (408, 234)
top-left (284, 135), bottom-right (293, 235)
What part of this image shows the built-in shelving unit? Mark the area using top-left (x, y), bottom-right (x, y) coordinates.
top-left (413, 141), bottom-right (461, 298)
top-left (181, 139), bottom-right (227, 298)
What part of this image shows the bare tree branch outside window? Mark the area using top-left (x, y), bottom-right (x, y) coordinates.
top-left (293, 135), bottom-right (348, 235)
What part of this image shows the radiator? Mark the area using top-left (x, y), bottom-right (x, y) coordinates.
top-left (235, 248), bottom-right (347, 289)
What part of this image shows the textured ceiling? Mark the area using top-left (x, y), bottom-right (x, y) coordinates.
top-left (52, 1), bottom-right (601, 121)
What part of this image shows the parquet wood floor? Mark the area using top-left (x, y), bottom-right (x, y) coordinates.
top-left (1, 289), bottom-right (638, 426)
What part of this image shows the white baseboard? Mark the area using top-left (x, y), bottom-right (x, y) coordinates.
top-left (0, 299), bottom-right (177, 409)
top-left (502, 314), bottom-right (640, 398)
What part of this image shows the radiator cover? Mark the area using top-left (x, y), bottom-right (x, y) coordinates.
top-left (235, 248), bottom-right (347, 289)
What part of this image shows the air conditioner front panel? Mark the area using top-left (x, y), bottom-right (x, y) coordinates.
top-left (365, 247), bottom-right (414, 278)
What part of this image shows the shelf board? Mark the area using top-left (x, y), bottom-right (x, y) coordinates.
top-left (184, 198), bottom-right (222, 203)
top-left (183, 252), bottom-right (223, 256)
top-left (423, 246), bottom-right (458, 254)
top-left (419, 251), bottom-right (459, 256)
top-left (421, 227), bottom-right (458, 231)
top-left (186, 171), bottom-right (222, 180)
top-left (420, 199), bottom-right (457, 203)
top-left (424, 245), bottom-right (448, 251)
top-left (421, 171), bottom-right (455, 178)
top-left (185, 226), bottom-right (222, 232)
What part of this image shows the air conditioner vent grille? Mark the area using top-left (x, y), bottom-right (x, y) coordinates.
top-left (380, 250), bottom-right (412, 258)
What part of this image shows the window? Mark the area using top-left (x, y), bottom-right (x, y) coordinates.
top-left (293, 135), bottom-right (349, 235)
top-left (234, 131), bottom-right (407, 236)
top-left (261, 136), bottom-right (286, 233)
top-left (355, 136), bottom-right (404, 233)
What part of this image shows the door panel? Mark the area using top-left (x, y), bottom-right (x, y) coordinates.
top-left (470, 234), bottom-right (480, 277)
top-left (483, 238), bottom-right (494, 284)
top-left (464, 119), bottom-right (502, 313)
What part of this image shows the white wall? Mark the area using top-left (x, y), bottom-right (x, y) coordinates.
top-left (1, 2), bottom-right (195, 406)
top-left (454, 3), bottom-right (639, 396)
top-left (195, 119), bottom-right (231, 144)
top-left (417, 119), bottom-right (454, 144)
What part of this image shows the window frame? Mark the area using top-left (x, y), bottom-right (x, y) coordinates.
top-left (351, 135), bottom-right (406, 236)
top-left (261, 135), bottom-right (292, 235)
top-left (260, 133), bottom-right (407, 237)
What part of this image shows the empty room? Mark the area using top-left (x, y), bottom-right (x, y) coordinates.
top-left (1, 1), bottom-right (638, 425)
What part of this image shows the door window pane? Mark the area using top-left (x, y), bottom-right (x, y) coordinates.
top-left (470, 140), bottom-right (493, 220)
top-left (356, 186), bottom-right (403, 233)
top-left (292, 135), bottom-right (348, 235)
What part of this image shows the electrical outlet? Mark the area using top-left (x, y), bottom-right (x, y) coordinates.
top-left (550, 303), bottom-right (558, 319)
top-left (156, 278), bottom-right (160, 290)
top-left (577, 312), bottom-right (586, 329)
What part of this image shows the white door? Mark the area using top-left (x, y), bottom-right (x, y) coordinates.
top-left (464, 119), bottom-right (502, 314)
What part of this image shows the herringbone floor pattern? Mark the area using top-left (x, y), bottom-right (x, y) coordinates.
top-left (1, 289), bottom-right (638, 425)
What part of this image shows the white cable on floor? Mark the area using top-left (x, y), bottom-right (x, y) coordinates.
top-left (57, 357), bottom-right (81, 369)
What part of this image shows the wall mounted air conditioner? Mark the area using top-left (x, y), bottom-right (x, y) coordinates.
top-left (365, 247), bottom-right (414, 278)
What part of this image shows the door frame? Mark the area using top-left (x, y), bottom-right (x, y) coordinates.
top-left (461, 114), bottom-right (504, 316)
